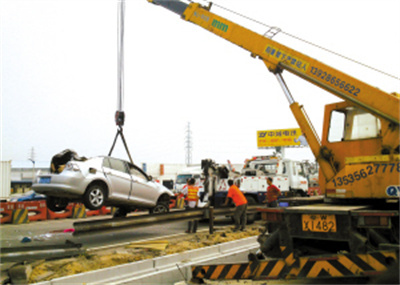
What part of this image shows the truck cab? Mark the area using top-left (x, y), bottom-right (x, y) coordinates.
top-left (241, 156), bottom-right (309, 197)
top-left (174, 167), bottom-right (203, 194)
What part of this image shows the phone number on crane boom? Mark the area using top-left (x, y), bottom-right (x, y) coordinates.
top-left (332, 163), bottom-right (400, 187)
top-left (310, 66), bottom-right (360, 96)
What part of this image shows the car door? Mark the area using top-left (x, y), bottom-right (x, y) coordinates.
top-left (102, 157), bottom-right (132, 202)
top-left (128, 163), bottom-right (158, 207)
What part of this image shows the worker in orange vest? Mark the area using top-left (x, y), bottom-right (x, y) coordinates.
top-left (223, 179), bottom-right (248, 231)
top-left (183, 178), bottom-right (199, 233)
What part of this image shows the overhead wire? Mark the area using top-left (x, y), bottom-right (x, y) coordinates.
top-left (204, 1), bottom-right (399, 81)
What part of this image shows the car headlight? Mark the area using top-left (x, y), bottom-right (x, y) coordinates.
top-left (65, 162), bottom-right (81, 172)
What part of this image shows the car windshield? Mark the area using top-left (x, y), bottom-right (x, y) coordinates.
top-left (250, 162), bottom-right (277, 173)
top-left (176, 174), bottom-right (192, 184)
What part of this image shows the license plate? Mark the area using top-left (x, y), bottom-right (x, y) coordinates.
top-left (39, 177), bottom-right (51, 184)
top-left (302, 214), bottom-right (336, 232)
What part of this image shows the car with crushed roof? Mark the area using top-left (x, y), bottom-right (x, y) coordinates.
top-left (32, 152), bottom-right (173, 216)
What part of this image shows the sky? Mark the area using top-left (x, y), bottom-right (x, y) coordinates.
top-left (1, 0), bottom-right (400, 168)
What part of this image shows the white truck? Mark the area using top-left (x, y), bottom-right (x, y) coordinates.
top-left (173, 167), bottom-right (203, 194)
top-left (240, 155), bottom-right (309, 199)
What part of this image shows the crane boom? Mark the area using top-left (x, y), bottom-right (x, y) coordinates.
top-left (149, 0), bottom-right (399, 125)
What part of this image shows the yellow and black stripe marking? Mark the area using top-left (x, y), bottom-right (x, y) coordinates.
top-left (72, 204), bottom-right (87, 219)
top-left (191, 250), bottom-right (398, 281)
top-left (12, 209), bottom-right (29, 224)
top-left (192, 261), bottom-right (260, 280)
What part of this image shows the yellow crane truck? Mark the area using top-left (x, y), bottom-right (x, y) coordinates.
top-left (148, 0), bottom-right (399, 282)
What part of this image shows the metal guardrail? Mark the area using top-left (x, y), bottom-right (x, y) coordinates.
top-left (0, 206), bottom-right (259, 263)
top-left (1, 243), bottom-right (83, 263)
top-left (73, 206), bottom-right (259, 236)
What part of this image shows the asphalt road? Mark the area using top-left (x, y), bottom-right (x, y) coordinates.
top-left (0, 213), bottom-right (233, 250)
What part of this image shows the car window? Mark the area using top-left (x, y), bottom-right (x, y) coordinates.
top-left (109, 158), bottom-right (128, 174)
top-left (129, 164), bottom-right (148, 181)
top-left (102, 158), bottom-right (111, 168)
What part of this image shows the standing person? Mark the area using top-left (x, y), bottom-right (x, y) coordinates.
top-left (265, 177), bottom-right (281, 207)
top-left (223, 179), bottom-right (248, 231)
top-left (264, 177), bottom-right (281, 233)
top-left (182, 178), bottom-right (199, 233)
top-left (177, 178), bottom-right (190, 209)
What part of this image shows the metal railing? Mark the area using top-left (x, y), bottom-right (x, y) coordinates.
top-left (73, 206), bottom-right (259, 236)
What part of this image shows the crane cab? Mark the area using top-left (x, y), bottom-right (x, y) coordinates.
top-left (320, 101), bottom-right (400, 200)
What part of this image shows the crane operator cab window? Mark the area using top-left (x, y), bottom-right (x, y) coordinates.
top-left (328, 107), bottom-right (381, 142)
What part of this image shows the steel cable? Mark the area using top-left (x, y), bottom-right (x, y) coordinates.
top-left (204, 1), bottom-right (399, 81)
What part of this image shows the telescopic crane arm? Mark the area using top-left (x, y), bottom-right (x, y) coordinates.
top-left (148, 0), bottom-right (400, 184)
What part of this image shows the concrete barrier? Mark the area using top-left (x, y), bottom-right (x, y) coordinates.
top-left (33, 236), bottom-right (258, 285)
top-left (16, 201), bottom-right (47, 222)
top-left (0, 202), bottom-right (15, 224)
top-left (100, 206), bottom-right (115, 215)
top-left (47, 204), bottom-right (74, 220)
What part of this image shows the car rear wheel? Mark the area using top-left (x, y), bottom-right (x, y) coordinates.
top-left (84, 183), bottom-right (106, 210)
top-left (149, 202), bottom-right (169, 214)
top-left (46, 196), bottom-right (68, 212)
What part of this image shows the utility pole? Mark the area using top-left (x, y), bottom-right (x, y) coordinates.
top-left (185, 122), bottom-right (192, 166)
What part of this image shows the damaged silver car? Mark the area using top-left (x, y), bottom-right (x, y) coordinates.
top-left (32, 150), bottom-right (173, 216)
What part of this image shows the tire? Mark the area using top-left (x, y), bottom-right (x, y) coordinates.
top-left (149, 202), bottom-right (169, 214)
top-left (46, 196), bottom-right (68, 212)
top-left (293, 189), bottom-right (307, 197)
top-left (84, 183), bottom-right (106, 210)
top-left (246, 196), bottom-right (257, 224)
top-left (113, 207), bottom-right (129, 218)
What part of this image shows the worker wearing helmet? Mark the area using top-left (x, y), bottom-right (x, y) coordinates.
top-left (223, 179), bottom-right (248, 231)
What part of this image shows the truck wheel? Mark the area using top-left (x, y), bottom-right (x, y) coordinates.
top-left (294, 189), bottom-right (308, 197)
top-left (84, 183), bottom-right (106, 210)
top-left (46, 196), bottom-right (68, 212)
top-left (246, 196), bottom-right (257, 224)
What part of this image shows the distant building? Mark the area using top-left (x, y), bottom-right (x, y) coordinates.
top-left (10, 161), bottom-right (50, 194)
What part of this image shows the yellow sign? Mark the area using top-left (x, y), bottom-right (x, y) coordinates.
top-left (257, 128), bottom-right (308, 148)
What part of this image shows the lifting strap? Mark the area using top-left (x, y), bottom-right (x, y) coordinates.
top-left (108, 125), bottom-right (134, 164)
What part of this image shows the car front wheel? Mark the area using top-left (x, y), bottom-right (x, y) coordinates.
top-left (84, 183), bottom-right (106, 210)
top-left (149, 202), bottom-right (169, 214)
